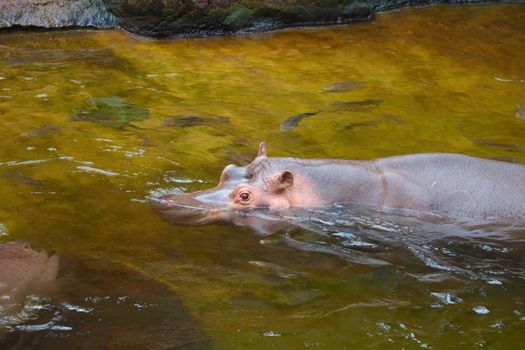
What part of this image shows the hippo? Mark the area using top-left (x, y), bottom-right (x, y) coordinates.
top-left (152, 142), bottom-right (525, 225)
top-left (0, 241), bottom-right (58, 304)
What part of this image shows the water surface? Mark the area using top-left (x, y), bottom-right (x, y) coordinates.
top-left (1, 4), bottom-right (524, 349)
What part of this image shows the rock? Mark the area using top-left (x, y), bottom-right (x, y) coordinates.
top-left (20, 125), bottom-right (62, 138)
top-left (163, 114), bottom-right (230, 128)
top-left (0, 0), bottom-right (517, 37)
top-left (331, 99), bottom-right (383, 110)
top-left (102, 0), bottom-right (374, 37)
top-left (280, 112), bottom-right (318, 132)
top-left (0, 0), bottom-right (117, 29)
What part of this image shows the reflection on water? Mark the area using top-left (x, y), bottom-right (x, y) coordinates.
top-left (263, 205), bottom-right (525, 279)
top-left (1, 255), bottom-right (210, 349)
top-left (1, 3), bottom-right (525, 349)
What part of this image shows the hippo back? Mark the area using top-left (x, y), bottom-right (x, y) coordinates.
top-left (377, 153), bottom-right (525, 220)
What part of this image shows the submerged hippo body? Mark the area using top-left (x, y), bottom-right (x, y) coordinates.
top-left (152, 143), bottom-right (525, 224)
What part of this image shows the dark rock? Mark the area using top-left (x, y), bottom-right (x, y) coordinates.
top-left (331, 99), bottom-right (383, 110)
top-left (280, 112), bottom-right (318, 132)
top-left (102, 0), bottom-right (374, 37)
top-left (71, 96), bottom-right (149, 128)
top-left (0, 0), bottom-right (117, 29)
top-left (1, 0), bottom-right (518, 37)
top-left (20, 125), bottom-right (62, 138)
top-left (163, 114), bottom-right (229, 127)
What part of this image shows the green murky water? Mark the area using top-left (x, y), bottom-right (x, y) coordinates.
top-left (1, 3), bottom-right (525, 349)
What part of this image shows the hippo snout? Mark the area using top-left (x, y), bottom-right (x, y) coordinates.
top-left (151, 194), bottom-right (202, 211)
top-left (150, 193), bottom-right (231, 225)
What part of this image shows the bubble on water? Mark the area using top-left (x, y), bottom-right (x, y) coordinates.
top-left (148, 187), bottom-right (185, 198)
top-left (76, 166), bottom-right (118, 177)
top-left (405, 331), bottom-right (431, 349)
top-left (475, 339), bottom-right (487, 348)
top-left (62, 302), bottom-right (94, 314)
top-left (473, 306), bottom-right (490, 315)
top-left (486, 279), bottom-right (502, 285)
top-left (16, 322), bottom-right (72, 332)
top-left (430, 292), bottom-right (463, 305)
top-left (164, 176), bottom-right (206, 184)
top-left (340, 240), bottom-right (378, 248)
top-left (0, 223), bottom-right (7, 236)
top-left (263, 331), bottom-right (281, 337)
top-left (494, 76), bottom-right (513, 82)
top-left (95, 138), bottom-right (114, 143)
top-left (6, 158), bottom-right (52, 166)
top-left (407, 246), bottom-right (456, 272)
top-left (376, 322), bottom-right (391, 333)
top-left (124, 148), bottom-right (145, 158)
top-left (0, 76), bottom-right (5, 80)
top-left (332, 232), bottom-right (357, 239)
top-left (85, 296), bottom-right (111, 303)
top-left (489, 321), bottom-right (504, 328)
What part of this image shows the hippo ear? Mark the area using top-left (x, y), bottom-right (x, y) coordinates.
top-left (271, 171), bottom-right (293, 193)
top-left (257, 141), bottom-right (267, 158)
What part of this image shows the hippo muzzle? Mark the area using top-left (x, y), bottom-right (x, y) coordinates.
top-left (151, 160), bottom-right (255, 225)
top-left (151, 192), bottom-right (234, 225)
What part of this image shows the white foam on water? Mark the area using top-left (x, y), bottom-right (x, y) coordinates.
top-left (76, 166), bottom-right (118, 177)
top-left (473, 306), bottom-right (490, 315)
top-left (62, 302), bottom-right (94, 314)
top-left (263, 331), bottom-right (281, 337)
top-left (430, 292), bottom-right (463, 305)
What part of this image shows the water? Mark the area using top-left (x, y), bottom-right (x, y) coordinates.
top-left (1, 3), bottom-right (525, 349)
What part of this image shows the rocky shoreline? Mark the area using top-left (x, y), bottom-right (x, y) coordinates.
top-left (0, 0), bottom-right (523, 38)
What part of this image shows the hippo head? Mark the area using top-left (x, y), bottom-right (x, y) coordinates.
top-left (151, 142), bottom-right (318, 226)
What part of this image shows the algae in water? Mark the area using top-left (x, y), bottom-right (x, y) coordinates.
top-left (72, 96), bottom-right (149, 128)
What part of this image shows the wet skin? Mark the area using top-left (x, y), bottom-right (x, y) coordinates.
top-left (152, 142), bottom-right (525, 225)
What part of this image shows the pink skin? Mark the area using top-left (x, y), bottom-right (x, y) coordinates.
top-left (151, 142), bottom-right (525, 225)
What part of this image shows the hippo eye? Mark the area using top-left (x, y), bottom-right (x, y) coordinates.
top-left (238, 191), bottom-right (252, 204)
